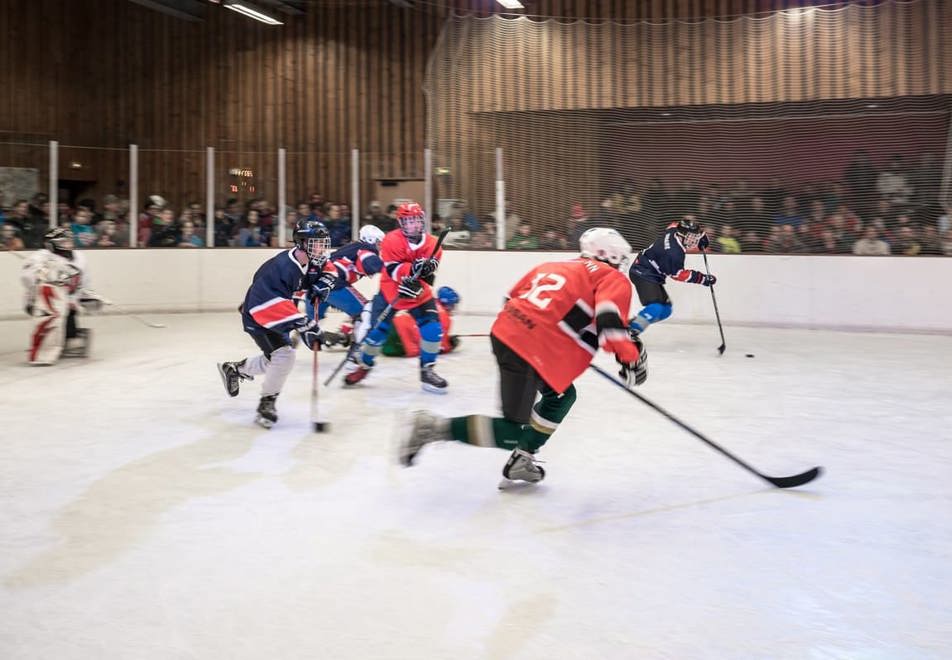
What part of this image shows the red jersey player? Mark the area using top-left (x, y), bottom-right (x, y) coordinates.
top-left (397, 227), bottom-right (647, 486)
top-left (344, 202), bottom-right (448, 392)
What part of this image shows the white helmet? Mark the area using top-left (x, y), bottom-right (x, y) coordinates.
top-left (358, 224), bottom-right (385, 247)
top-left (579, 227), bottom-right (631, 268)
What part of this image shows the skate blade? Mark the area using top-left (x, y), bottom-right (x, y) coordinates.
top-left (421, 383), bottom-right (448, 395)
top-left (255, 416), bottom-right (275, 429)
top-left (497, 478), bottom-right (541, 490)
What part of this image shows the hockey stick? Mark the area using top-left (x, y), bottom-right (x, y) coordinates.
top-left (323, 228), bottom-right (451, 386)
top-left (701, 250), bottom-right (725, 355)
top-left (5, 250), bottom-right (166, 328)
top-left (311, 343), bottom-right (328, 433)
top-left (588, 363), bottom-right (822, 489)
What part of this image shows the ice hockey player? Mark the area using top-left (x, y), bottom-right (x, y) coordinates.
top-left (309, 223), bottom-right (385, 348)
top-left (343, 202), bottom-right (447, 393)
top-left (217, 219), bottom-right (338, 428)
top-left (627, 215), bottom-right (715, 336)
top-left (398, 227), bottom-right (647, 486)
top-left (381, 285), bottom-right (460, 357)
top-left (21, 227), bottom-right (103, 365)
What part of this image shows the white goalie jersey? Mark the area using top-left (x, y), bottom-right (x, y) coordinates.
top-left (20, 248), bottom-right (101, 365)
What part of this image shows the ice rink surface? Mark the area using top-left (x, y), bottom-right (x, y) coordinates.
top-left (1, 312), bottom-right (951, 659)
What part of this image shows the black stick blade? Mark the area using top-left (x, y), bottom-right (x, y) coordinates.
top-left (764, 466), bottom-right (823, 489)
top-left (717, 343), bottom-right (726, 355)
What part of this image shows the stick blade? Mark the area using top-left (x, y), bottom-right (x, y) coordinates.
top-left (313, 422), bottom-right (329, 433)
top-left (764, 466), bottom-right (823, 489)
top-left (717, 343), bottom-right (726, 355)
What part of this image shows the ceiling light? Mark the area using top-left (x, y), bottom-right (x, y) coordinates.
top-left (496, 0), bottom-right (525, 9)
top-left (224, 2), bottom-right (283, 25)
top-left (866, 104), bottom-right (879, 109)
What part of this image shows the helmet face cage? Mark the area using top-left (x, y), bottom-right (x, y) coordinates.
top-left (398, 214), bottom-right (425, 240)
top-left (304, 236), bottom-right (330, 261)
top-left (46, 228), bottom-right (75, 255)
top-left (682, 232), bottom-right (702, 250)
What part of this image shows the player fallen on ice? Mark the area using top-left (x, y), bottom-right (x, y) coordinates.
top-left (381, 285), bottom-right (461, 357)
top-left (21, 227), bottom-right (105, 365)
top-left (217, 219), bottom-right (338, 428)
top-left (343, 202), bottom-right (448, 393)
top-left (627, 215), bottom-right (716, 336)
top-left (306, 224), bottom-right (385, 349)
top-left (398, 227), bottom-right (647, 486)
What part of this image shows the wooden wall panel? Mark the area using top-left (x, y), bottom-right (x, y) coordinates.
top-left (0, 0), bottom-right (949, 214)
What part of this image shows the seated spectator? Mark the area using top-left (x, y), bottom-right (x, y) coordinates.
top-left (95, 219), bottom-right (121, 248)
top-left (469, 219), bottom-right (498, 249)
top-left (506, 222), bottom-right (539, 250)
top-left (942, 229), bottom-right (952, 256)
top-left (449, 201), bottom-right (481, 233)
top-left (324, 203), bottom-right (351, 247)
top-left (69, 208), bottom-right (97, 248)
top-left (773, 196), bottom-right (804, 227)
top-left (767, 224), bottom-right (806, 253)
top-left (877, 155), bottom-right (912, 207)
top-left (0, 223), bottom-right (24, 251)
top-left (148, 208), bottom-right (180, 248)
top-left (715, 224), bottom-right (741, 253)
top-left (237, 209), bottom-right (266, 247)
top-left (178, 221), bottom-right (204, 248)
top-left (852, 227), bottom-right (890, 256)
top-left (740, 230), bottom-right (765, 253)
top-left (539, 229), bottom-right (568, 250)
top-left (489, 200), bottom-right (522, 242)
top-left (568, 203), bottom-right (591, 245)
top-left (919, 225), bottom-right (943, 256)
top-left (363, 200), bottom-right (394, 231)
top-left (892, 226), bottom-right (921, 256)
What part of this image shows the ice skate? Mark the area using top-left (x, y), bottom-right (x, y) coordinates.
top-left (398, 410), bottom-right (450, 466)
top-left (343, 360), bottom-right (372, 387)
top-left (218, 359), bottom-right (253, 397)
top-left (420, 363), bottom-right (448, 394)
top-left (255, 394), bottom-right (278, 429)
top-left (498, 449), bottom-right (546, 489)
top-left (321, 331), bottom-right (350, 349)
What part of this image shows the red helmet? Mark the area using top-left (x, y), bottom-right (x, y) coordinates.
top-left (396, 202), bottom-right (425, 240)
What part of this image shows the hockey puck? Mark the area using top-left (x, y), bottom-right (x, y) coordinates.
top-left (313, 422), bottom-right (329, 433)
top-left (745, 353), bottom-right (755, 358)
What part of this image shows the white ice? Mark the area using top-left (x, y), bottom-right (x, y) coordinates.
top-left (1, 312), bottom-right (950, 660)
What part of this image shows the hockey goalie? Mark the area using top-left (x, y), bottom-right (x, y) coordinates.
top-left (21, 227), bottom-right (103, 365)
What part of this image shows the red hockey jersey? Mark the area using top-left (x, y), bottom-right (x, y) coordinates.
top-left (379, 230), bottom-right (443, 311)
top-left (491, 258), bottom-right (637, 393)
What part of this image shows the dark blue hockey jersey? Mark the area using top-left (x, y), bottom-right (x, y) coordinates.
top-left (327, 240), bottom-right (383, 290)
top-left (241, 249), bottom-right (331, 334)
top-left (629, 228), bottom-right (711, 286)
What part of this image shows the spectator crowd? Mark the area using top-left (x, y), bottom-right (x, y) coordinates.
top-left (1, 150), bottom-right (949, 257)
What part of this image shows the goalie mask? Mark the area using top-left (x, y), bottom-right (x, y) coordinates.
top-left (579, 227), bottom-right (631, 270)
top-left (44, 227), bottom-right (75, 259)
top-left (294, 219), bottom-right (330, 263)
top-left (396, 202), bottom-right (426, 242)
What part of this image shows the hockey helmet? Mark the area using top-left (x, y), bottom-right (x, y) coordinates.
top-left (44, 226), bottom-right (75, 259)
top-left (672, 215), bottom-right (703, 249)
top-left (437, 285), bottom-right (460, 311)
top-left (579, 227), bottom-right (631, 269)
top-left (358, 224), bottom-right (385, 247)
top-left (396, 202), bottom-right (425, 241)
top-left (294, 218), bottom-right (330, 262)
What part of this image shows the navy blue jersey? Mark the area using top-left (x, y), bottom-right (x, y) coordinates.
top-left (629, 229), bottom-right (686, 284)
top-left (241, 249), bottom-right (329, 334)
top-left (328, 240), bottom-right (383, 290)
top-left (629, 229), bottom-right (709, 286)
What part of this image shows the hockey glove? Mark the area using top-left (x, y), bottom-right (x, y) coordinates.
top-left (398, 277), bottom-right (424, 299)
top-left (297, 320), bottom-right (323, 351)
top-left (411, 257), bottom-right (439, 279)
top-left (310, 272), bottom-right (338, 303)
top-left (617, 335), bottom-right (648, 387)
top-left (700, 273), bottom-right (716, 287)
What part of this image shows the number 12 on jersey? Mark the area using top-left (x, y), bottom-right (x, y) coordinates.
top-left (518, 272), bottom-right (566, 310)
